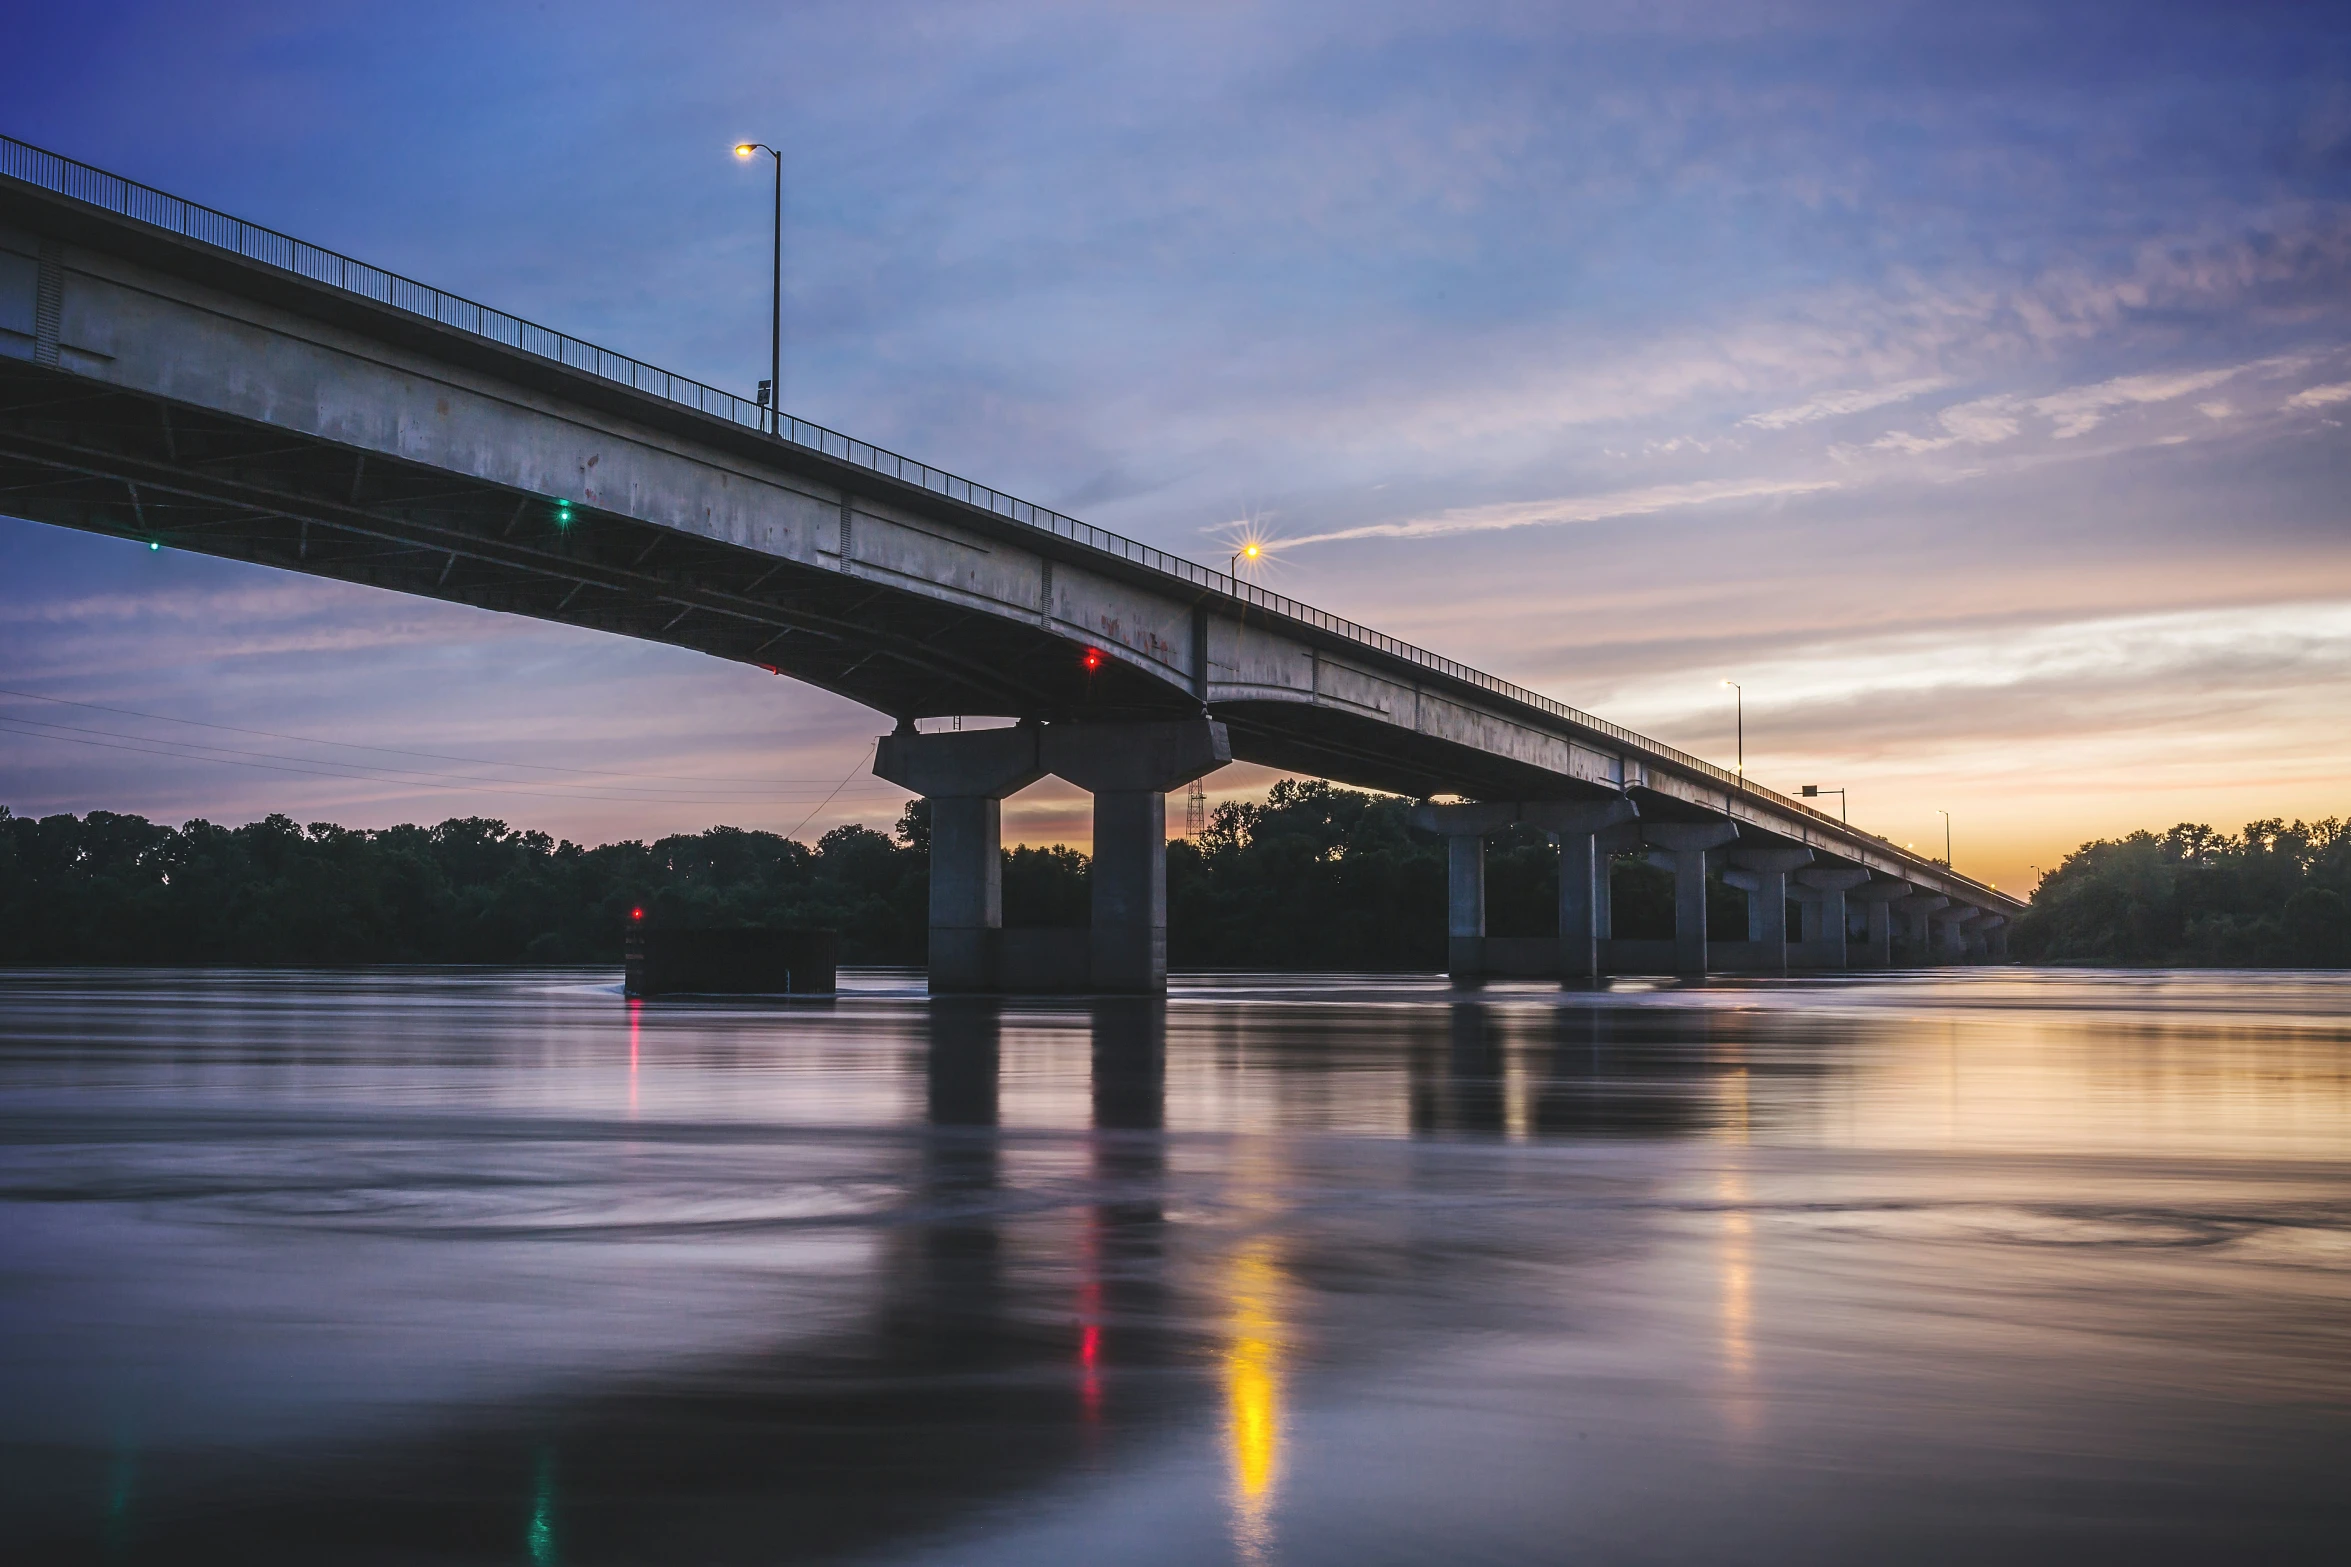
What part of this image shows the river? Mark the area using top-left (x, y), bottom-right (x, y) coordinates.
top-left (2, 967), bottom-right (2347, 1563)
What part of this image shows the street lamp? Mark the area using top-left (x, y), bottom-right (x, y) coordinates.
top-left (1937, 808), bottom-right (1952, 866)
top-left (733, 141), bottom-right (783, 435)
top-left (1721, 680), bottom-right (1743, 776)
top-left (1800, 784), bottom-right (1846, 823)
top-left (1230, 541), bottom-right (1261, 578)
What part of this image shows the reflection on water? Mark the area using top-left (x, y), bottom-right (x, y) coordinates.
top-left (1, 967), bottom-right (2348, 1563)
top-left (1222, 1235), bottom-right (1285, 1564)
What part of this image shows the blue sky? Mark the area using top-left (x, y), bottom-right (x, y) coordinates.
top-left (4, 1), bottom-right (2348, 889)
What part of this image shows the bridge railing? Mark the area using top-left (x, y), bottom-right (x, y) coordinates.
top-left (0, 133), bottom-right (2009, 905)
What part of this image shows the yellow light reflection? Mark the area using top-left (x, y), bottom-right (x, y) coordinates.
top-left (1222, 1236), bottom-right (1286, 1563)
top-left (1717, 1168), bottom-right (1760, 1440)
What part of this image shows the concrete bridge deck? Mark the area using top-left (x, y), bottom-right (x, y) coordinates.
top-left (0, 135), bottom-right (2023, 989)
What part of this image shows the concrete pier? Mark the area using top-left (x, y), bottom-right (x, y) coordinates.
top-left (1795, 865), bottom-right (1872, 969)
top-left (1979, 914), bottom-right (2011, 960)
top-left (1938, 905), bottom-right (1982, 963)
top-left (879, 717), bottom-right (1226, 994)
top-left (1042, 718), bottom-right (1230, 993)
top-left (1853, 879), bottom-right (1909, 967)
top-left (1898, 893), bottom-right (1950, 964)
top-left (1642, 821), bottom-right (1740, 976)
top-left (1527, 799), bottom-right (1640, 985)
top-left (1726, 845), bottom-right (1814, 975)
top-left (875, 724), bottom-right (1047, 993)
top-left (1412, 799), bottom-right (1637, 983)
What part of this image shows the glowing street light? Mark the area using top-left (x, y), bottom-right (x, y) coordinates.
top-left (1230, 541), bottom-right (1262, 578)
top-left (733, 141), bottom-right (784, 435)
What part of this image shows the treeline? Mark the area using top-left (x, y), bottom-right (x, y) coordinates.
top-left (13, 792), bottom-right (2335, 970)
top-left (0, 782), bottom-right (1702, 968)
top-left (2013, 817), bottom-right (2350, 966)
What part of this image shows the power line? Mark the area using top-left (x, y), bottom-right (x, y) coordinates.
top-left (784, 742), bottom-right (882, 843)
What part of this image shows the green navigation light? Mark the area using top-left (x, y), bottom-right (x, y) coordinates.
top-left (148, 541), bottom-right (160, 551)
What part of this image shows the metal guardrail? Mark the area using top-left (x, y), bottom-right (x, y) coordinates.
top-left (0, 132), bottom-right (2010, 903)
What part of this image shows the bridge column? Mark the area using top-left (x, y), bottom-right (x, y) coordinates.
top-left (1643, 822), bottom-right (1740, 977)
top-left (1794, 865), bottom-right (1870, 969)
top-left (1043, 719), bottom-right (1231, 994)
top-left (1978, 914), bottom-right (2010, 961)
top-left (1409, 803), bottom-right (1521, 982)
top-left (1940, 905), bottom-right (1982, 963)
top-left (1447, 834), bottom-right (1486, 980)
top-left (1851, 880), bottom-right (1908, 967)
top-left (1897, 893), bottom-right (1949, 964)
top-left (1726, 846), bottom-right (1814, 975)
top-left (875, 725), bottom-right (1047, 994)
top-left (1526, 799), bottom-right (1640, 986)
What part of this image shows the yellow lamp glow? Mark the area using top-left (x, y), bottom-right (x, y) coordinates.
top-left (734, 144), bottom-right (756, 158)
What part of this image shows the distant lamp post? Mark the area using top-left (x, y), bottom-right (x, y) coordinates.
top-left (1721, 680), bottom-right (1743, 776)
top-left (733, 141), bottom-right (783, 435)
top-left (1800, 784), bottom-right (1846, 823)
top-left (1230, 541), bottom-right (1261, 578)
top-left (1937, 808), bottom-right (1952, 866)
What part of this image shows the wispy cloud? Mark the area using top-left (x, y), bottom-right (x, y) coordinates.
top-left (1740, 378), bottom-right (1948, 430)
top-left (2287, 382), bottom-right (2351, 409)
top-left (1281, 477), bottom-right (1841, 548)
top-left (2030, 367), bottom-right (2242, 438)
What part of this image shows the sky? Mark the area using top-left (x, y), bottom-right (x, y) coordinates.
top-left (2, 0), bottom-right (2347, 894)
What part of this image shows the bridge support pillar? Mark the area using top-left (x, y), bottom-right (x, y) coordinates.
top-left (1940, 905), bottom-right (1982, 963)
top-left (1897, 893), bottom-right (1949, 965)
top-left (875, 726), bottom-right (1048, 993)
top-left (1979, 914), bottom-right (2009, 961)
top-left (1644, 822), bottom-right (1740, 977)
top-left (1409, 803), bottom-right (1518, 982)
top-left (1794, 866), bottom-right (1871, 969)
top-left (1526, 799), bottom-right (1640, 985)
top-left (1447, 834), bottom-right (1486, 980)
top-left (1852, 880), bottom-right (1908, 967)
top-left (1726, 846), bottom-right (1813, 975)
top-left (1044, 719), bottom-right (1231, 993)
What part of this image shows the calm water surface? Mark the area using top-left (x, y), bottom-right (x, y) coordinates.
top-left (2, 967), bottom-right (2347, 1563)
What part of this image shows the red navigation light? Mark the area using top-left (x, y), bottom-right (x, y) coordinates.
top-left (1082, 647), bottom-right (1103, 672)
top-left (630, 906), bottom-right (645, 922)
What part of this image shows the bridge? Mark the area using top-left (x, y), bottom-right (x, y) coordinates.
top-left (0, 135), bottom-right (2023, 991)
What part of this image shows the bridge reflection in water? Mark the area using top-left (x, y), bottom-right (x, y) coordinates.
top-left (6, 971), bottom-right (2349, 1564)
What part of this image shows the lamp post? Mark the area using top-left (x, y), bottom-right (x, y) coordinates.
top-left (1937, 808), bottom-right (1952, 866)
top-left (733, 141), bottom-right (783, 435)
top-left (1721, 680), bottom-right (1743, 777)
top-left (1229, 541), bottom-right (1261, 579)
top-left (1800, 785), bottom-right (1846, 823)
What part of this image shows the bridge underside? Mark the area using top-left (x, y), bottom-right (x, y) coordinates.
top-left (0, 356), bottom-right (1646, 807)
